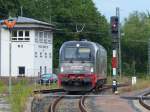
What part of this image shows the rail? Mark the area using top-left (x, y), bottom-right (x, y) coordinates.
top-left (49, 96), bottom-right (64, 112)
top-left (79, 95), bottom-right (88, 112)
top-left (121, 91), bottom-right (150, 110)
top-left (139, 91), bottom-right (150, 110)
top-left (33, 88), bottom-right (65, 94)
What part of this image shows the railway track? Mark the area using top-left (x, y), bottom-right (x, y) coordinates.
top-left (79, 95), bottom-right (88, 112)
top-left (49, 95), bottom-right (89, 112)
top-left (139, 91), bottom-right (150, 110)
top-left (32, 83), bottom-right (129, 112)
top-left (47, 84), bottom-right (115, 112)
top-left (49, 95), bottom-right (65, 112)
top-left (121, 90), bottom-right (150, 111)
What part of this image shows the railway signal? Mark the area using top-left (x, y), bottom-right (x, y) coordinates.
top-left (110, 16), bottom-right (119, 35)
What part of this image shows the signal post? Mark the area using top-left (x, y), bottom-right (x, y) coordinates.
top-left (110, 7), bottom-right (121, 79)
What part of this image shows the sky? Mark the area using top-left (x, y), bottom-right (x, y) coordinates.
top-left (93, 0), bottom-right (150, 22)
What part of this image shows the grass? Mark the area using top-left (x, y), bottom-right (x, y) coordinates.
top-left (0, 81), bottom-right (7, 94)
top-left (35, 82), bottom-right (58, 90)
top-left (7, 80), bottom-right (58, 112)
top-left (9, 80), bottom-right (33, 112)
top-left (106, 75), bottom-right (130, 85)
top-left (120, 78), bottom-right (150, 93)
top-left (114, 76), bottom-right (150, 93)
top-left (106, 75), bottom-right (150, 93)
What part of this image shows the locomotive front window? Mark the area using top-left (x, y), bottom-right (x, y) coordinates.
top-left (64, 47), bottom-right (91, 60)
top-left (64, 47), bottom-right (77, 59)
top-left (78, 48), bottom-right (91, 59)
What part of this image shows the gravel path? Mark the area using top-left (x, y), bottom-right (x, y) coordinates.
top-left (0, 96), bottom-right (11, 112)
top-left (55, 97), bottom-right (80, 112)
top-left (83, 94), bottom-right (138, 112)
top-left (31, 94), bottom-right (54, 112)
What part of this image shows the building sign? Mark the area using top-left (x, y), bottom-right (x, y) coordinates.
top-left (38, 45), bottom-right (48, 49)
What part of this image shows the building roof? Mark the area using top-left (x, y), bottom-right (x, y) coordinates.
top-left (1, 16), bottom-right (55, 30)
top-left (16, 16), bottom-right (53, 26)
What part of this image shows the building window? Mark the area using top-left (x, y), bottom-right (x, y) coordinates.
top-left (35, 31), bottom-right (38, 43)
top-left (12, 30), bottom-right (17, 37)
top-left (40, 52), bottom-right (42, 57)
top-left (39, 32), bottom-right (43, 43)
top-left (47, 32), bottom-right (52, 44)
top-left (18, 31), bottom-right (23, 37)
top-left (11, 30), bottom-right (31, 42)
top-left (25, 31), bottom-right (30, 37)
top-left (45, 53), bottom-right (47, 58)
top-left (35, 52), bottom-right (37, 57)
top-left (44, 32), bottom-right (47, 43)
top-left (49, 53), bottom-right (51, 58)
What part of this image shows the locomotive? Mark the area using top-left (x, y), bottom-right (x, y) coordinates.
top-left (58, 40), bottom-right (107, 91)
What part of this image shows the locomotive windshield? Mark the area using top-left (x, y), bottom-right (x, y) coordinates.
top-left (64, 47), bottom-right (91, 60)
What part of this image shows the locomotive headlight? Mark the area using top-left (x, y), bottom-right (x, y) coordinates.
top-left (60, 67), bottom-right (64, 72)
top-left (90, 67), bottom-right (94, 73)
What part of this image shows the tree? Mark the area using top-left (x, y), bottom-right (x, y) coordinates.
top-left (0, 0), bottom-right (110, 68)
top-left (0, 0), bottom-right (20, 18)
top-left (122, 11), bottom-right (150, 74)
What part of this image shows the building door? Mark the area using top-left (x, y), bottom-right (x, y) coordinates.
top-left (18, 66), bottom-right (25, 76)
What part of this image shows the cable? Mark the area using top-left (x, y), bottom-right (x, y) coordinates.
top-left (53, 21), bottom-right (106, 26)
top-left (54, 31), bottom-right (107, 35)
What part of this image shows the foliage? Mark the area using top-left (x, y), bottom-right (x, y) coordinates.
top-left (120, 77), bottom-right (150, 93)
top-left (0, 0), bottom-right (110, 68)
top-left (122, 11), bottom-right (150, 74)
top-left (0, 81), bottom-right (7, 93)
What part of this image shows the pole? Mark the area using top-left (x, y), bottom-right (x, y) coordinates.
top-left (9, 30), bottom-right (12, 96)
top-left (116, 7), bottom-right (122, 79)
top-left (3, 19), bottom-right (16, 96)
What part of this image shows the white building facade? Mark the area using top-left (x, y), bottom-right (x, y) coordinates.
top-left (0, 17), bottom-right (54, 77)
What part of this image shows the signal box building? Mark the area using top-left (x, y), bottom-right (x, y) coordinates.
top-left (0, 17), bottom-right (54, 77)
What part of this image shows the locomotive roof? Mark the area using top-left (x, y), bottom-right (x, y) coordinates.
top-left (62, 40), bottom-right (105, 50)
top-left (63, 40), bottom-right (96, 46)
top-left (60, 40), bottom-right (107, 57)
